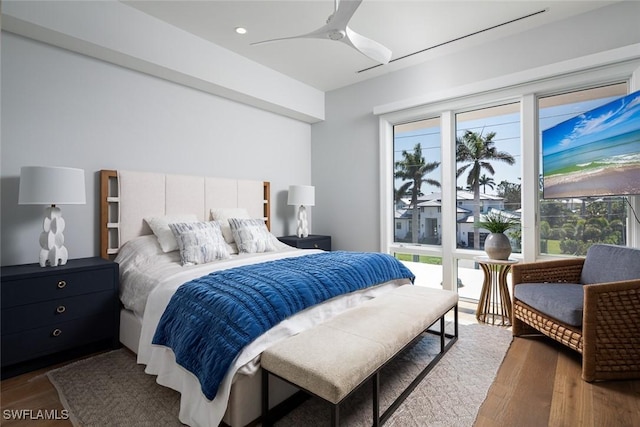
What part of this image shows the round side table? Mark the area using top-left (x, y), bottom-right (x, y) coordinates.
top-left (474, 256), bottom-right (519, 326)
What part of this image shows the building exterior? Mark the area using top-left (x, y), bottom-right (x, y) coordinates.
top-left (395, 191), bottom-right (520, 248)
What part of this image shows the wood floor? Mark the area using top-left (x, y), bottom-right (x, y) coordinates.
top-left (476, 336), bottom-right (640, 427)
top-left (1, 357), bottom-right (78, 427)
top-left (2, 312), bottom-right (639, 426)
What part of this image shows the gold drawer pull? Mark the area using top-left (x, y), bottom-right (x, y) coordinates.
top-left (57, 280), bottom-right (67, 289)
top-left (56, 305), bottom-right (66, 314)
top-left (52, 328), bottom-right (62, 337)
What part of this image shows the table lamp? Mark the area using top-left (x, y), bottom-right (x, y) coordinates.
top-left (287, 185), bottom-right (315, 238)
top-left (19, 166), bottom-right (86, 267)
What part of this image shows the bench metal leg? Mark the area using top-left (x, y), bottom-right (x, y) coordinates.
top-left (380, 304), bottom-right (459, 425)
top-left (455, 304), bottom-right (459, 338)
top-left (440, 316), bottom-right (445, 351)
top-left (373, 372), bottom-right (380, 426)
top-left (262, 369), bottom-right (271, 427)
top-left (331, 403), bottom-right (339, 427)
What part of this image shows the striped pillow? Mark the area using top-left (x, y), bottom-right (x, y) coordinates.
top-left (228, 218), bottom-right (276, 253)
top-left (169, 221), bottom-right (231, 265)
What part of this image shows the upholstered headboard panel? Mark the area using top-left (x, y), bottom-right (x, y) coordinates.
top-left (100, 170), bottom-right (270, 259)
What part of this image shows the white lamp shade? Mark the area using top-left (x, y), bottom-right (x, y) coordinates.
top-left (288, 185), bottom-right (315, 206)
top-left (19, 166), bottom-right (86, 205)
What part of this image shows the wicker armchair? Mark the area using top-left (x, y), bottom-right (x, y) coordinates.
top-left (512, 244), bottom-right (640, 382)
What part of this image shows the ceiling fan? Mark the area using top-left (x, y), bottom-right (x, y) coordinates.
top-left (252, 0), bottom-right (392, 65)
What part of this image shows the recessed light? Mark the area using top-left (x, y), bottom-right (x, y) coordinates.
top-left (235, 27), bottom-right (247, 35)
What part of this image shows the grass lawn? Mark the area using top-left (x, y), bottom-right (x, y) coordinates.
top-left (394, 254), bottom-right (442, 265)
top-left (397, 240), bottom-right (565, 260)
top-left (546, 239), bottom-right (561, 254)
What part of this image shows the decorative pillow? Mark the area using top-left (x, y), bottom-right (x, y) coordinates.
top-left (144, 214), bottom-right (198, 252)
top-left (168, 221), bottom-right (231, 265)
top-left (228, 218), bottom-right (277, 253)
top-left (210, 208), bottom-right (251, 243)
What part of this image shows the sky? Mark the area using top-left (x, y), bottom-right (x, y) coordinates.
top-left (393, 91), bottom-right (629, 197)
top-left (393, 108), bottom-right (522, 196)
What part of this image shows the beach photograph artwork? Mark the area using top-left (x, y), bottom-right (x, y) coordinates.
top-left (542, 90), bottom-right (640, 199)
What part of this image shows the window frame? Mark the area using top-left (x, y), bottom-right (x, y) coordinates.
top-left (379, 57), bottom-right (640, 292)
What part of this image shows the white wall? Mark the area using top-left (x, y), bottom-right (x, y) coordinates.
top-left (1, 0), bottom-right (324, 123)
top-left (1, 33), bottom-right (312, 265)
top-left (311, 1), bottom-right (640, 252)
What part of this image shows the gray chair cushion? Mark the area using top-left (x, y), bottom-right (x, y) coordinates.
top-left (581, 244), bottom-right (640, 284)
top-left (514, 283), bottom-right (584, 327)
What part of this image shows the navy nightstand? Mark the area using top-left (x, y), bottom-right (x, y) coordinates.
top-left (1, 257), bottom-right (120, 378)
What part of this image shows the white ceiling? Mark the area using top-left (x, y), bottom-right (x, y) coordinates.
top-left (123, 1), bottom-right (618, 92)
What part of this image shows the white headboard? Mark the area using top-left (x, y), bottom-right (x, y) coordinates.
top-left (100, 170), bottom-right (271, 259)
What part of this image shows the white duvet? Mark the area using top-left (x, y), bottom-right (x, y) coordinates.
top-left (115, 236), bottom-right (408, 426)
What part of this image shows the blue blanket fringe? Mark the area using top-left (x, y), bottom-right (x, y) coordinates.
top-left (152, 251), bottom-right (415, 400)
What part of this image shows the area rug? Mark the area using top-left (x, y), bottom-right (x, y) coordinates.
top-left (47, 323), bottom-right (512, 426)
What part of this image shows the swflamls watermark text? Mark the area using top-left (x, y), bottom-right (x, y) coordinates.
top-left (3, 409), bottom-right (69, 420)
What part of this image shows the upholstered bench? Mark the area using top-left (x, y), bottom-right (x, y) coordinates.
top-left (261, 285), bottom-right (458, 426)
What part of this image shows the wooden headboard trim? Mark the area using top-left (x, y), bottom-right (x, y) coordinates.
top-left (99, 169), bottom-right (271, 260)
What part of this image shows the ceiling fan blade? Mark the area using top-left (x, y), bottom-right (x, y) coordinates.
top-left (253, 0), bottom-right (363, 46)
top-left (329, 0), bottom-right (363, 29)
top-left (252, 0), bottom-right (391, 65)
top-left (251, 35), bottom-right (307, 46)
top-left (344, 27), bottom-right (392, 64)
top-left (251, 23), bottom-right (335, 46)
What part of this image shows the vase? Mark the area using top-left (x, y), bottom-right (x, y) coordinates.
top-left (484, 232), bottom-right (512, 260)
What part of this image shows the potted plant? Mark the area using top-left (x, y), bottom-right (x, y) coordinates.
top-left (477, 211), bottom-right (519, 260)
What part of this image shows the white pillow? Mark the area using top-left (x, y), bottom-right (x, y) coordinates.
top-left (114, 235), bottom-right (163, 265)
top-left (228, 218), bottom-right (277, 253)
top-left (210, 207), bottom-right (250, 243)
top-left (145, 214), bottom-right (199, 252)
top-left (168, 221), bottom-right (231, 266)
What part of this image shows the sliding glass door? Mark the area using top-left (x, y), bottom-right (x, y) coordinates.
top-left (455, 103), bottom-right (521, 301)
top-left (392, 117), bottom-right (443, 288)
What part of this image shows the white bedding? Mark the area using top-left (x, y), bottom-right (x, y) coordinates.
top-left (115, 235), bottom-right (297, 318)
top-left (115, 236), bottom-right (408, 426)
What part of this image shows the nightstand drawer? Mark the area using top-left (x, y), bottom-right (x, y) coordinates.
top-left (1, 290), bottom-right (115, 335)
top-left (296, 238), bottom-right (331, 250)
top-left (1, 313), bottom-right (115, 366)
top-left (1, 268), bottom-right (115, 307)
top-left (278, 235), bottom-right (332, 251)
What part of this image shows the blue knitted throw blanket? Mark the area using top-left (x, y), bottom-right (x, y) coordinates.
top-left (152, 251), bottom-right (415, 400)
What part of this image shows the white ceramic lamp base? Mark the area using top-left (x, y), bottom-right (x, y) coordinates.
top-left (38, 206), bottom-right (68, 267)
top-left (296, 205), bottom-right (309, 238)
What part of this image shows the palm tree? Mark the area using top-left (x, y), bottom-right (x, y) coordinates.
top-left (394, 143), bottom-right (440, 245)
top-left (478, 174), bottom-right (495, 193)
top-left (393, 187), bottom-right (407, 208)
top-left (456, 130), bottom-right (515, 250)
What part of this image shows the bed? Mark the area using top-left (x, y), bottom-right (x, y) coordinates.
top-left (99, 170), bottom-right (414, 426)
